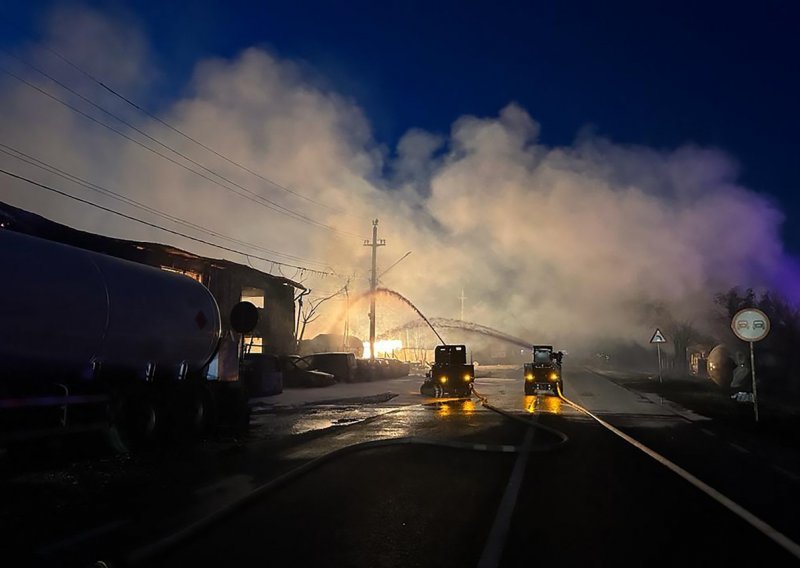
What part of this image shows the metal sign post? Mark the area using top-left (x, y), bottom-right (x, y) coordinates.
top-left (657, 344), bottom-right (662, 384)
top-left (731, 308), bottom-right (770, 423)
top-left (749, 341), bottom-right (758, 422)
top-left (649, 328), bottom-right (667, 384)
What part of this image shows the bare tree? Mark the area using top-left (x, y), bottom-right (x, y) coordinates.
top-left (714, 287), bottom-right (800, 395)
top-left (639, 300), bottom-right (706, 375)
top-left (664, 319), bottom-right (700, 374)
top-left (295, 284), bottom-right (349, 349)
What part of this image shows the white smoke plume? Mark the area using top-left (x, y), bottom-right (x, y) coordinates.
top-left (0, 6), bottom-right (795, 351)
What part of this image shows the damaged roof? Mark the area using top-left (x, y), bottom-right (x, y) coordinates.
top-left (0, 200), bottom-right (307, 291)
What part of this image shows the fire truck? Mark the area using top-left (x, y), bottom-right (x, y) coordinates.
top-left (420, 345), bottom-right (475, 398)
top-left (524, 345), bottom-right (563, 395)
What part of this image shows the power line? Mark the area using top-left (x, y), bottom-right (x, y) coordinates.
top-left (0, 142), bottom-right (337, 268)
top-left (0, 167), bottom-right (340, 277)
top-left (38, 43), bottom-right (346, 215)
top-left (0, 53), bottom-right (361, 237)
top-left (379, 250), bottom-right (412, 280)
top-left (0, 58), bottom-right (364, 239)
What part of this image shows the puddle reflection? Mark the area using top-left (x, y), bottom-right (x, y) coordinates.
top-left (430, 399), bottom-right (479, 417)
top-left (524, 395), bottom-right (562, 414)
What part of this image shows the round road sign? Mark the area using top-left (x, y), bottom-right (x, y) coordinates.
top-left (731, 308), bottom-right (770, 342)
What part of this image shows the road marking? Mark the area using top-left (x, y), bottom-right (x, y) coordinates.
top-left (699, 428), bottom-right (717, 438)
top-left (477, 424), bottom-right (536, 568)
top-left (728, 442), bottom-right (750, 455)
top-left (772, 465), bottom-right (800, 482)
top-left (560, 394), bottom-right (800, 561)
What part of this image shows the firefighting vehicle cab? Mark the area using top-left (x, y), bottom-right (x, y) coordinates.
top-left (524, 345), bottom-right (563, 395)
top-left (420, 344), bottom-right (475, 398)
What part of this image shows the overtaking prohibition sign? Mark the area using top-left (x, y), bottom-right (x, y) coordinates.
top-left (731, 308), bottom-right (770, 423)
top-left (731, 308), bottom-right (770, 342)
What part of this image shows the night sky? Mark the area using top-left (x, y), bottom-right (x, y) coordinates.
top-left (3, 0), bottom-right (800, 251)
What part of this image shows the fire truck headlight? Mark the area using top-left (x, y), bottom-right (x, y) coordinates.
top-left (439, 376), bottom-right (448, 384)
top-left (463, 374), bottom-right (472, 382)
top-left (549, 372), bottom-right (559, 381)
top-left (526, 374), bottom-right (534, 381)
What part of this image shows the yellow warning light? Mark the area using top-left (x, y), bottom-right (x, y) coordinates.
top-left (439, 376), bottom-right (448, 384)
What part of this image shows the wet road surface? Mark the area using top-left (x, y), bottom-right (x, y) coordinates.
top-left (5, 366), bottom-right (800, 566)
top-left (144, 368), bottom-right (800, 566)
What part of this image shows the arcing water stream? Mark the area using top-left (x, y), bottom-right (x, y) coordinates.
top-left (382, 317), bottom-right (533, 350)
top-left (374, 287), bottom-right (446, 345)
top-left (327, 286), bottom-right (532, 350)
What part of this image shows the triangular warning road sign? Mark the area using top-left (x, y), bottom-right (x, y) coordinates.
top-left (650, 328), bottom-right (667, 344)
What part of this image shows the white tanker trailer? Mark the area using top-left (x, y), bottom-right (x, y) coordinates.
top-left (0, 230), bottom-right (247, 445)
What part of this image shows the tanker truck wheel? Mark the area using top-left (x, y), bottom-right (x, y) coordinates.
top-left (107, 387), bottom-right (162, 451)
top-left (130, 396), bottom-right (159, 440)
top-left (176, 382), bottom-right (217, 437)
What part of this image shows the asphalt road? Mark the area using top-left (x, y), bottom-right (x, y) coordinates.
top-left (6, 366), bottom-right (800, 567)
top-left (144, 368), bottom-right (800, 566)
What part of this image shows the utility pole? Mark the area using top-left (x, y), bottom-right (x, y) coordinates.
top-left (342, 279), bottom-right (350, 351)
top-left (459, 287), bottom-right (467, 321)
top-left (363, 219), bottom-right (385, 359)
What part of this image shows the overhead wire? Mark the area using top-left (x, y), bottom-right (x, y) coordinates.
top-left (0, 26), bottom-right (373, 280)
top-left (0, 143), bottom-right (339, 269)
top-left (38, 42), bottom-right (347, 215)
top-left (0, 167), bottom-right (340, 278)
top-left (0, 56), bottom-right (364, 239)
top-left (1, 52), bottom-right (362, 237)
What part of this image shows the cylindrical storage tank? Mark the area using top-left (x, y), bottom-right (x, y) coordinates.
top-left (0, 230), bottom-right (221, 383)
top-left (706, 344), bottom-right (735, 388)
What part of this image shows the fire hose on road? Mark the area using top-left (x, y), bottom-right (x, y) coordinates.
top-left (555, 386), bottom-right (800, 562)
top-left (114, 383), bottom-right (800, 567)
top-left (112, 391), bottom-right (569, 567)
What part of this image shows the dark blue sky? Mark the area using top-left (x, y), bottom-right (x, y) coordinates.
top-left (4, 0), bottom-right (800, 251)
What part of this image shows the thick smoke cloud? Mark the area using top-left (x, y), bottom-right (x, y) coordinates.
top-left (0, 7), bottom-right (795, 350)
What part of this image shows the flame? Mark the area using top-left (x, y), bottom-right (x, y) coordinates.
top-left (362, 339), bottom-right (403, 359)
